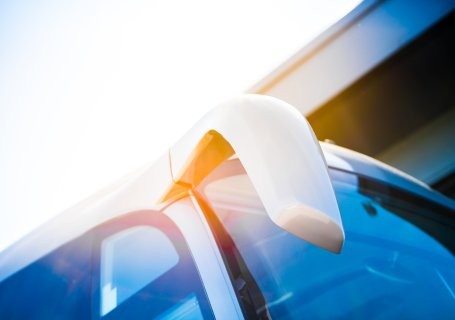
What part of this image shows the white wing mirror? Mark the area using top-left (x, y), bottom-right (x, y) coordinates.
top-left (161, 94), bottom-right (345, 253)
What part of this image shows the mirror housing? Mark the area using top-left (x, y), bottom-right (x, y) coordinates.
top-left (161, 94), bottom-right (345, 253)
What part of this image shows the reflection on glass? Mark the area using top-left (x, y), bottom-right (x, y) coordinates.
top-left (200, 163), bottom-right (455, 319)
top-left (100, 226), bottom-right (179, 316)
top-left (156, 294), bottom-right (204, 320)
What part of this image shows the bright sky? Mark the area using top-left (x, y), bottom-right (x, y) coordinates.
top-left (0, 0), bottom-right (361, 251)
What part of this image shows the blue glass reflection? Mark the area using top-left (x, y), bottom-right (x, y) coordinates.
top-left (100, 226), bottom-right (179, 316)
top-left (0, 231), bottom-right (93, 319)
top-left (208, 171), bottom-right (455, 319)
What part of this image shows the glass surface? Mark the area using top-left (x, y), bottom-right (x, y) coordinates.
top-left (156, 294), bottom-right (204, 320)
top-left (100, 226), bottom-right (179, 315)
top-left (96, 212), bottom-right (214, 320)
top-left (198, 160), bottom-right (455, 319)
top-left (0, 211), bottom-right (214, 320)
top-left (0, 231), bottom-right (93, 319)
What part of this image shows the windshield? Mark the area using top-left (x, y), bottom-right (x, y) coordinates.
top-left (196, 159), bottom-right (455, 319)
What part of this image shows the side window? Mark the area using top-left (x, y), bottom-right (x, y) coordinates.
top-left (94, 211), bottom-right (214, 319)
top-left (0, 210), bottom-right (214, 320)
top-left (0, 231), bottom-right (93, 319)
top-left (100, 226), bottom-right (179, 315)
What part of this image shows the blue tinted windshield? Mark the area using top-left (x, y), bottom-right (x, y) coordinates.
top-left (198, 161), bottom-right (455, 319)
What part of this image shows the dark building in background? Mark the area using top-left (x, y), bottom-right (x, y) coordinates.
top-left (250, 0), bottom-right (455, 199)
